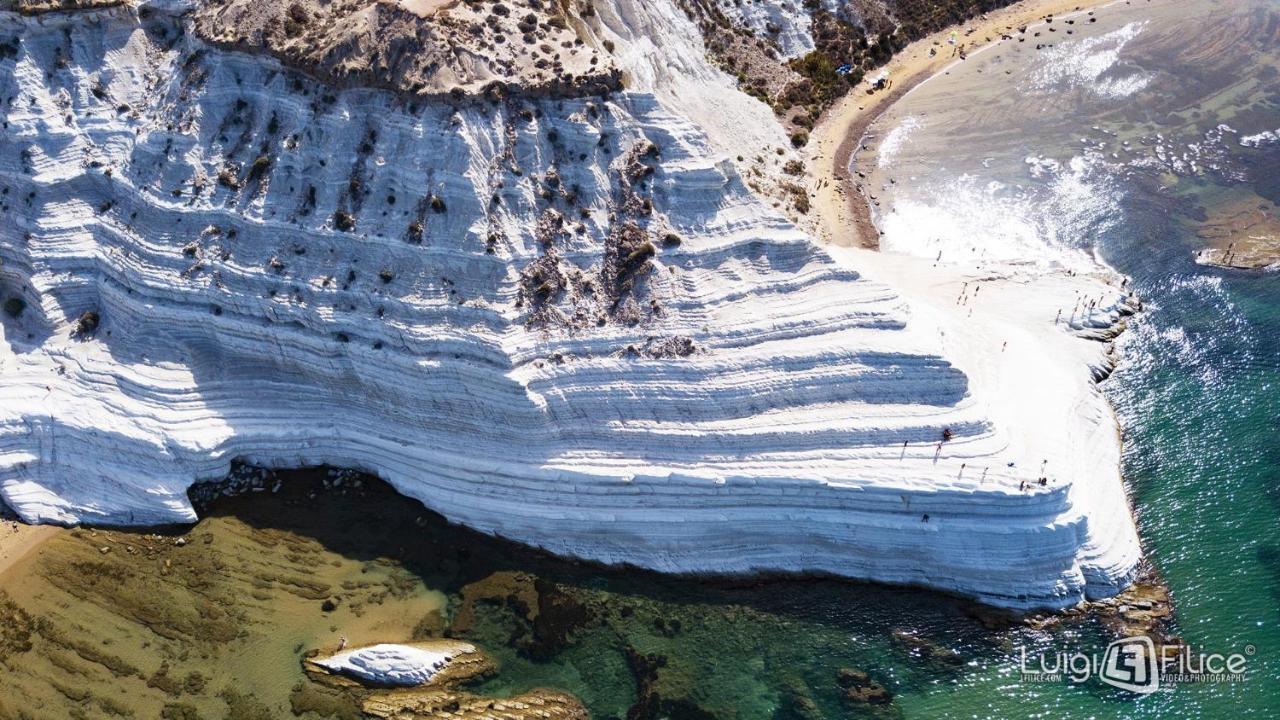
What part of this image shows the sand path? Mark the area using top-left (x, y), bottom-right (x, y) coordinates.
top-left (0, 517), bottom-right (58, 577)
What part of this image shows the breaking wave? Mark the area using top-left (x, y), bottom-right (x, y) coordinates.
top-left (1026, 21), bottom-right (1154, 100)
top-left (877, 151), bottom-right (1120, 272)
top-left (877, 116), bottom-right (922, 169)
top-left (1240, 128), bottom-right (1280, 148)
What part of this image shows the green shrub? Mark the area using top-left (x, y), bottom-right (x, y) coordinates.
top-left (246, 155), bottom-right (271, 182)
top-left (76, 310), bottom-right (100, 336)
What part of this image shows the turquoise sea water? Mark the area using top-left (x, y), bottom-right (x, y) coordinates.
top-left (471, 3), bottom-right (1280, 716)
top-left (4, 2), bottom-right (1278, 718)
top-left (862, 0), bottom-right (1280, 715)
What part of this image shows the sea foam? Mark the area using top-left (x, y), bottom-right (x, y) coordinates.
top-left (1240, 129), bottom-right (1280, 148)
top-left (878, 116), bottom-right (922, 169)
top-left (1026, 22), bottom-right (1153, 100)
top-left (878, 153), bottom-right (1118, 272)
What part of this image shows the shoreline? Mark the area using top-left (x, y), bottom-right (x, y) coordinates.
top-left (807, 0), bottom-right (1153, 611)
top-left (2, 0), bottom-right (1144, 614)
top-left (806, 0), bottom-right (1123, 249)
top-left (8, 471), bottom-right (1169, 627)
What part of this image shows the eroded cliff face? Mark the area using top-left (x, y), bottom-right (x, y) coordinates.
top-left (0, 0), bottom-right (1139, 609)
top-left (191, 0), bottom-right (621, 97)
top-left (679, 0), bottom-right (1019, 138)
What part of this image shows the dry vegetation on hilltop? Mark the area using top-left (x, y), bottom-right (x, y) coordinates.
top-left (192, 0), bottom-right (621, 97)
top-left (0, 0), bottom-right (123, 12)
top-left (5, 0), bottom-right (1015, 131)
top-left (680, 0), bottom-right (1021, 140)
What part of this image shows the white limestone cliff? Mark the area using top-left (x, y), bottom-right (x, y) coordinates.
top-left (312, 643), bottom-right (467, 686)
top-left (0, 0), bottom-right (1141, 610)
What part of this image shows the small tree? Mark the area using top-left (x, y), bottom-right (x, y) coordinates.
top-left (75, 310), bottom-right (100, 336)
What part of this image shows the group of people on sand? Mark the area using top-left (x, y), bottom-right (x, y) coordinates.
top-left (908, 426), bottom-right (1050, 500)
top-left (1058, 287), bottom-right (1127, 326)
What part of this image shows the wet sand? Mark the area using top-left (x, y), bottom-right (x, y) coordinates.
top-left (806, 0), bottom-right (1124, 249)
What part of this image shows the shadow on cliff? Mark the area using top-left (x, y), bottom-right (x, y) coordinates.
top-left (194, 465), bottom-right (1014, 647)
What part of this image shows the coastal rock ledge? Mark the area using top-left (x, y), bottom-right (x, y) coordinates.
top-left (0, 0), bottom-right (1140, 610)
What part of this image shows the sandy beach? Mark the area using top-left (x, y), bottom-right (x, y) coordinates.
top-left (0, 514), bottom-right (58, 577)
top-left (800, 0), bottom-right (1150, 604)
top-left (806, 0), bottom-right (1123, 249)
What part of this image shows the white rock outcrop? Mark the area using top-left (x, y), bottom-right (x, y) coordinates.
top-left (708, 0), bottom-right (816, 57)
top-left (701, 0), bottom-right (861, 59)
top-left (0, 0), bottom-right (1140, 610)
top-left (312, 643), bottom-right (465, 686)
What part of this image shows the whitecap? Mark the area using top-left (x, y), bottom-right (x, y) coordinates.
top-left (1025, 22), bottom-right (1154, 100)
top-left (877, 116), bottom-right (922, 169)
top-left (878, 152), bottom-right (1118, 272)
top-left (1240, 129), bottom-right (1279, 148)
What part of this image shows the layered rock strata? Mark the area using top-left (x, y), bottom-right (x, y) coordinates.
top-left (0, 0), bottom-right (1140, 609)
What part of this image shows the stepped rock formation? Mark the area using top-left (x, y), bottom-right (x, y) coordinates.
top-left (309, 642), bottom-right (472, 686)
top-left (0, 0), bottom-right (1140, 609)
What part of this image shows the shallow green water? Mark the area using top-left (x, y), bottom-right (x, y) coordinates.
top-left (0, 472), bottom-right (1134, 720)
top-left (862, 0), bottom-right (1280, 715)
top-left (3, 1), bottom-right (1279, 718)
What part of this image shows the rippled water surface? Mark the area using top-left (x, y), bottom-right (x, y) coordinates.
top-left (864, 0), bottom-right (1280, 715)
top-left (2, 0), bottom-right (1277, 717)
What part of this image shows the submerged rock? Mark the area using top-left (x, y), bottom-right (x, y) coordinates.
top-left (363, 686), bottom-right (589, 720)
top-left (890, 629), bottom-right (965, 668)
top-left (836, 668), bottom-right (893, 706)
